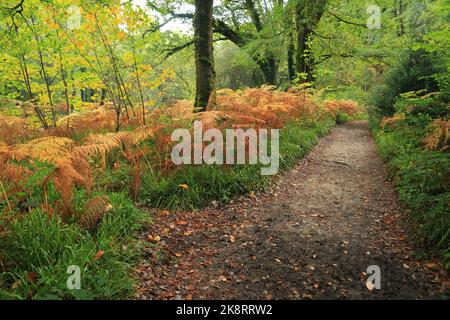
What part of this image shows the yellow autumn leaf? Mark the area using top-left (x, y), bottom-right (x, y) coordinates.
top-left (118, 31), bottom-right (126, 40)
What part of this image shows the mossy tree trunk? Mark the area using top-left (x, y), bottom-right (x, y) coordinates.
top-left (295, 0), bottom-right (327, 83)
top-left (194, 0), bottom-right (216, 112)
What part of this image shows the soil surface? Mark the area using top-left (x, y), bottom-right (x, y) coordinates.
top-left (135, 121), bottom-right (448, 300)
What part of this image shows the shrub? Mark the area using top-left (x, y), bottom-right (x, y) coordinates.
top-left (335, 112), bottom-right (351, 124)
top-left (324, 100), bottom-right (360, 118)
top-left (367, 49), bottom-right (444, 117)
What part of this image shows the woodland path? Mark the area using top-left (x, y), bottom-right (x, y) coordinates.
top-left (135, 121), bottom-right (447, 300)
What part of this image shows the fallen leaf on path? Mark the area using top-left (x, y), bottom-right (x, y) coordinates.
top-left (218, 275), bottom-right (227, 282)
top-left (147, 235), bottom-right (161, 243)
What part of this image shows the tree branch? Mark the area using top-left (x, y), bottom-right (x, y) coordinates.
top-left (327, 10), bottom-right (367, 28)
top-left (144, 3), bottom-right (250, 51)
top-left (161, 37), bottom-right (227, 59)
top-left (244, 0), bottom-right (263, 32)
top-left (212, 19), bottom-right (248, 47)
top-left (0, 0), bottom-right (25, 12)
top-left (311, 30), bottom-right (335, 40)
top-left (161, 39), bottom-right (195, 58)
top-left (143, 2), bottom-right (194, 37)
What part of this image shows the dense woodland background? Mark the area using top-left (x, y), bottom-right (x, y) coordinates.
top-left (0, 0), bottom-right (448, 299)
top-left (0, 0), bottom-right (446, 116)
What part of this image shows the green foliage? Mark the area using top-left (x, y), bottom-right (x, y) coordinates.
top-left (395, 95), bottom-right (450, 126)
top-left (376, 125), bottom-right (423, 159)
top-left (335, 111), bottom-right (351, 125)
top-left (141, 165), bottom-right (264, 210)
top-left (215, 41), bottom-right (264, 90)
top-left (321, 85), bottom-right (368, 105)
top-left (375, 126), bottom-right (450, 268)
top-left (95, 162), bottom-right (133, 192)
top-left (367, 0), bottom-right (449, 267)
top-left (0, 192), bottom-right (148, 300)
top-left (368, 49), bottom-right (444, 117)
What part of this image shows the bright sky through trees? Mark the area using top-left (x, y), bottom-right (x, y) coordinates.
top-left (132, 0), bottom-right (193, 33)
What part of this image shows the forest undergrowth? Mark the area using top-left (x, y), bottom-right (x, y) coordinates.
top-left (0, 87), bottom-right (359, 299)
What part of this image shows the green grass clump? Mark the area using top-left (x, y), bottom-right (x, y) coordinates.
top-left (0, 192), bottom-right (149, 300)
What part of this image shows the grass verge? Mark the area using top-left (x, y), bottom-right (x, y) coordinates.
top-left (140, 117), bottom-right (335, 210)
top-left (0, 192), bottom-right (150, 299)
top-left (374, 125), bottom-right (450, 268)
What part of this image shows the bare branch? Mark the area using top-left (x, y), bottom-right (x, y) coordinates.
top-left (327, 10), bottom-right (368, 28)
top-left (161, 37), bottom-right (227, 59)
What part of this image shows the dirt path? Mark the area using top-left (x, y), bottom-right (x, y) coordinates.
top-left (135, 121), bottom-right (447, 300)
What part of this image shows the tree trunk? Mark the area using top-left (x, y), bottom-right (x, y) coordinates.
top-left (294, 0), bottom-right (327, 83)
top-left (245, 0), bottom-right (277, 85)
top-left (295, 17), bottom-right (311, 81)
top-left (52, 10), bottom-right (71, 114)
top-left (58, 53), bottom-right (70, 114)
top-left (194, 0), bottom-right (216, 112)
top-left (100, 88), bottom-right (107, 106)
top-left (70, 73), bottom-right (76, 112)
top-left (18, 55), bottom-right (33, 100)
top-left (132, 41), bottom-right (146, 125)
top-left (37, 49), bottom-right (56, 127)
top-left (287, 32), bottom-right (296, 81)
top-left (396, 0), bottom-right (405, 36)
top-left (18, 55), bottom-right (49, 128)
